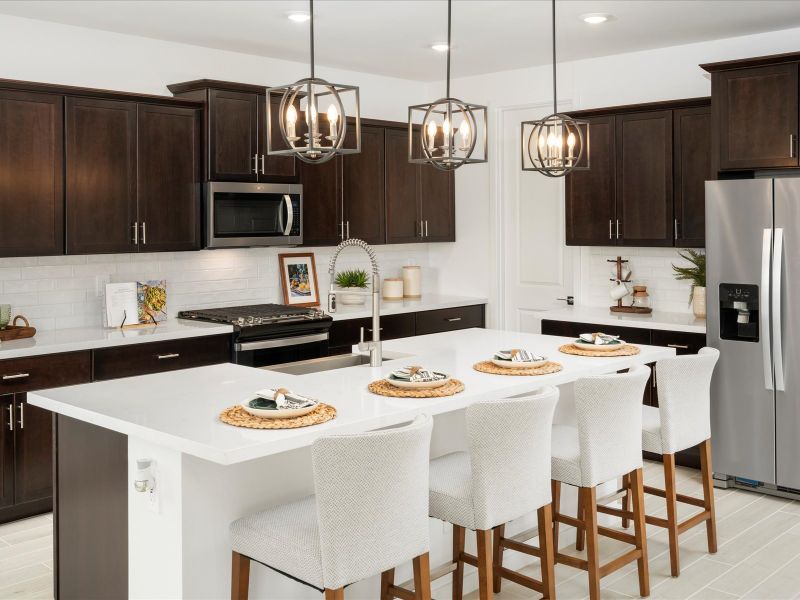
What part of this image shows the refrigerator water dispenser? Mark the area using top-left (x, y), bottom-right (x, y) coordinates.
top-left (719, 283), bottom-right (759, 342)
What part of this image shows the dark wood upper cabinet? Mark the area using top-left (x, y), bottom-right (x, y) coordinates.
top-left (0, 90), bottom-right (64, 258)
top-left (207, 89), bottom-right (259, 182)
top-left (566, 116), bottom-right (616, 245)
top-left (65, 97), bottom-right (138, 255)
top-left (674, 106), bottom-right (711, 247)
top-left (419, 161), bottom-right (455, 242)
top-left (259, 94), bottom-right (299, 182)
top-left (0, 395), bottom-right (12, 510)
top-left (616, 110), bottom-right (673, 247)
top-left (137, 104), bottom-right (202, 252)
top-left (342, 124), bottom-right (385, 245)
top-left (300, 158), bottom-right (343, 246)
top-left (385, 127), bottom-right (421, 244)
top-left (13, 394), bottom-right (52, 506)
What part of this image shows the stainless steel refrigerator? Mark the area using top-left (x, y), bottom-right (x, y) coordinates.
top-left (706, 178), bottom-right (800, 495)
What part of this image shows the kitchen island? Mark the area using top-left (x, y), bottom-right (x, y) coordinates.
top-left (30, 328), bottom-right (674, 600)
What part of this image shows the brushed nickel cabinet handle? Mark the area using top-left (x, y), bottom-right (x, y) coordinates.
top-left (616, 219), bottom-right (621, 239)
top-left (141, 221), bottom-right (147, 245)
top-left (425, 220), bottom-right (429, 237)
top-left (609, 219), bottom-right (613, 240)
top-left (2, 373), bottom-right (30, 380)
top-left (667, 344), bottom-right (689, 349)
top-left (791, 134), bottom-right (796, 158)
top-left (252, 154), bottom-right (259, 174)
top-left (17, 402), bottom-right (23, 429)
top-left (132, 221), bottom-right (138, 245)
top-left (419, 221), bottom-right (423, 238)
top-left (446, 317), bottom-right (462, 322)
top-left (157, 353), bottom-right (180, 360)
top-left (674, 219), bottom-right (679, 240)
top-left (260, 154), bottom-right (266, 174)
top-left (340, 221), bottom-right (344, 240)
top-left (346, 221), bottom-right (350, 239)
top-left (6, 405), bottom-right (12, 432)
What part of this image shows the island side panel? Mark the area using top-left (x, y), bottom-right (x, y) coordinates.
top-left (55, 415), bottom-right (128, 599)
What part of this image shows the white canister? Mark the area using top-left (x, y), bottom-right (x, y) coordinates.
top-left (382, 278), bottom-right (404, 301)
top-left (402, 266), bottom-right (422, 299)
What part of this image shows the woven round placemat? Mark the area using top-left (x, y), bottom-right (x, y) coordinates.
top-left (219, 403), bottom-right (336, 429)
top-left (473, 360), bottom-right (563, 376)
top-left (558, 343), bottom-right (641, 357)
top-left (368, 378), bottom-right (465, 398)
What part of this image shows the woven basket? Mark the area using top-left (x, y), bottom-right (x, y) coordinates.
top-left (558, 343), bottom-right (640, 357)
top-left (219, 403), bottom-right (336, 429)
top-left (473, 360), bottom-right (563, 376)
top-left (368, 378), bottom-right (465, 398)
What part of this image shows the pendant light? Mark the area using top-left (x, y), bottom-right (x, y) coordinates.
top-left (266, 0), bottom-right (360, 164)
top-left (521, 0), bottom-right (589, 177)
top-left (408, 0), bottom-right (487, 170)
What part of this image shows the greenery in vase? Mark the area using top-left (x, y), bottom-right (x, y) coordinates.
top-left (335, 269), bottom-right (370, 289)
top-left (672, 249), bottom-right (706, 304)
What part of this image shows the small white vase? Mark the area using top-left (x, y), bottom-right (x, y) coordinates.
top-left (337, 286), bottom-right (367, 305)
top-left (692, 286), bottom-right (706, 319)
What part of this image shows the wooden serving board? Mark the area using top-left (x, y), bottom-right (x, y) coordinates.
top-left (610, 305), bottom-right (653, 314)
top-left (0, 316), bottom-right (36, 341)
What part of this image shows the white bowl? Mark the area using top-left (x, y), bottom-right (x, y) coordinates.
top-left (491, 358), bottom-right (549, 369)
top-left (386, 374), bottom-right (451, 389)
top-left (240, 400), bottom-right (317, 420)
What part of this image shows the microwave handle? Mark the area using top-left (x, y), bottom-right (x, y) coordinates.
top-left (283, 194), bottom-right (294, 236)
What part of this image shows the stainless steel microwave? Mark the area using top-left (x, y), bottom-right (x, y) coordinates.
top-left (205, 182), bottom-right (302, 248)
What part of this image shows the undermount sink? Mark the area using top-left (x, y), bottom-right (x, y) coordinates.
top-left (263, 351), bottom-right (412, 376)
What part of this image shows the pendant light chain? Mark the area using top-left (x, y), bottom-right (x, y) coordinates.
top-left (551, 0), bottom-right (557, 115)
top-left (446, 0), bottom-right (452, 99)
top-left (309, 0), bottom-right (315, 79)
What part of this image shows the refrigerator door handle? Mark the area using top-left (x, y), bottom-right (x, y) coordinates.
top-left (762, 228), bottom-right (774, 391)
top-left (773, 227), bottom-right (785, 391)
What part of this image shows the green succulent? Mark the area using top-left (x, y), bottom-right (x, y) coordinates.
top-left (335, 269), bottom-right (370, 289)
top-left (672, 249), bottom-right (706, 304)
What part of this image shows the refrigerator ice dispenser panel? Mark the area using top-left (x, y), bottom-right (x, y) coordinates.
top-left (719, 283), bottom-right (760, 342)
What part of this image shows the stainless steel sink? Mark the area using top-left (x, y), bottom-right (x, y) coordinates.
top-left (263, 351), bottom-right (412, 376)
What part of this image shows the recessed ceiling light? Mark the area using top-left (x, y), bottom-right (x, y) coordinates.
top-left (580, 13), bottom-right (611, 24)
top-left (287, 12), bottom-right (311, 23)
top-left (431, 43), bottom-right (449, 52)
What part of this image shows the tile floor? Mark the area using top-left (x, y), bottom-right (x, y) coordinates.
top-left (1, 461), bottom-right (799, 599)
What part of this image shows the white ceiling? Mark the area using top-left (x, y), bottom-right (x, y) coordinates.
top-left (1, 1), bottom-right (799, 81)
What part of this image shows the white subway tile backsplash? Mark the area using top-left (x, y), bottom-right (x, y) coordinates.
top-left (0, 268), bottom-right (21, 281)
top-left (20, 265), bottom-right (74, 279)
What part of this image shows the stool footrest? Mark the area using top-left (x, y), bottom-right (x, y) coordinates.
top-left (499, 536), bottom-right (543, 559)
top-left (597, 504), bottom-right (634, 520)
top-left (643, 485), bottom-right (706, 508)
top-left (678, 510), bottom-right (711, 534)
top-left (597, 525), bottom-right (637, 545)
top-left (556, 552), bottom-right (589, 570)
top-left (508, 526), bottom-right (539, 544)
top-left (495, 565), bottom-right (545, 593)
top-left (410, 561), bottom-right (456, 586)
top-left (599, 548), bottom-right (643, 578)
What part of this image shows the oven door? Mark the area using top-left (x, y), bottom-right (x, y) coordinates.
top-left (234, 332), bottom-right (329, 368)
top-left (206, 182), bottom-right (302, 248)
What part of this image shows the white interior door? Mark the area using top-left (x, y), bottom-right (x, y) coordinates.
top-left (499, 104), bottom-right (574, 332)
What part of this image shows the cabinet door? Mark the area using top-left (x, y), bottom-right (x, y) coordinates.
top-left (419, 161), bottom-right (455, 242)
top-left (385, 127), bottom-right (421, 244)
top-left (565, 116), bottom-right (616, 245)
top-left (674, 106), bottom-right (711, 247)
top-left (0, 90), bottom-right (64, 257)
top-left (616, 110), bottom-right (673, 247)
top-left (137, 104), bottom-right (202, 252)
top-left (717, 64), bottom-right (799, 170)
top-left (13, 394), bottom-right (52, 506)
top-left (0, 396), bottom-right (12, 509)
top-left (65, 97), bottom-right (137, 254)
top-left (208, 89), bottom-right (258, 182)
top-left (343, 125), bottom-right (385, 245)
top-left (300, 158), bottom-right (343, 246)
top-left (258, 95), bottom-right (299, 182)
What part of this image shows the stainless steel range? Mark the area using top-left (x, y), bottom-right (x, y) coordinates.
top-left (178, 304), bottom-right (332, 368)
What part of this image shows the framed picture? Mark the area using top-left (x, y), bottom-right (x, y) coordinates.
top-left (278, 253), bottom-right (320, 307)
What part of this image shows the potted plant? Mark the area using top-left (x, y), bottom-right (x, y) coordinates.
top-left (334, 269), bottom-right (370, 305)
top-left (672, 249), bottom-right (706, 318)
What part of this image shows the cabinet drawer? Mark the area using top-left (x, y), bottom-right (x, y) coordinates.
top-left (540, 320), bottom-right (652, 345)
top-left (415, 305), bottom-right (485, 336)
top-left (651, 330), bottom-right (706, 354)
top-left (0, 351), bottom-right (92, 394)
top-left (329, 313), bottom-right (415, 353)
top-left (93, 334), bottom-right (232, 381)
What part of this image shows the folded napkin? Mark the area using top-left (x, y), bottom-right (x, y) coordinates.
top-left (494, 349), bottom-right (545, 362)
top-left (390, 365), bottom-right (447, 383)
top-left (579, 332), bottom-right (621, 345)
top-left (254, 387), bottom-right (317, 409)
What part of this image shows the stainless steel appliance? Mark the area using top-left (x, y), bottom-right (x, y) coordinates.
top-left (178, 304), bottom-right (331, 368)
top-left (205, 182), bottom-right (302, 248)
top-left (706, 178), bottom-right (800, 497)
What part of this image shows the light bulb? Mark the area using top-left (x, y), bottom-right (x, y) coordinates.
top-left (285, 104), bottom-right (297, 139)
top-left (442, 117), bottom-right (451, 137)
top-left (567, 132), bottom-right (575, 149)
top-left (426, 120), bottom-right (437, 150)
top-left (459, 119), bottom-right (470, 148)
top-left (327, 104), bottom-right (339, 140)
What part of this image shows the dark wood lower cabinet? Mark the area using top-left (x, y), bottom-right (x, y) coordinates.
top-left (415, 305), bottom-right (486, 336)
top-left (329, 313), bottom-right (416, 354)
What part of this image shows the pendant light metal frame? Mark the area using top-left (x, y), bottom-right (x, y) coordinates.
top-left (266, 0), bottom-right (361, 165)
top-left (408, 0), bottom-right (487, 171)
top-left (521, 0), bottom-right (589, 177)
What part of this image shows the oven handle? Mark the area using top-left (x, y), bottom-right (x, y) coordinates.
top-left (235, 332), bottom-right (328, 352)
top-left (283, 194), bottom-right (294, 236)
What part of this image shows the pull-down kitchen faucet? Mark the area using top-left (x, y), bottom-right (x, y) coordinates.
top-left (327, 238), bottom-right (382, 367)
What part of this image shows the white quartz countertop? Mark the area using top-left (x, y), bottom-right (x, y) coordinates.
top-left (0, 319), bottom-right (234, 360)
top-left (29, 328), bottom-right (674, 465)
top-left (536, 306), bottom-right (706, 334)
top-left (328, 294), bottom-right (487, 321)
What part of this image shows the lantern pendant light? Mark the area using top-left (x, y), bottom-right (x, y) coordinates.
top-left (408, 0), bottom-right (487, 170)
top-left (266, 0), bottom-right (361, 164)
top-left (521, 0), bottom-right (590, 177)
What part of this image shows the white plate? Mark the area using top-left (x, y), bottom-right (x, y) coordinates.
top-left (387, 374), bottom-right (451, 389)
top-left (240, 400), bottom-right (317, 420)
top-left (491, 358), bottom-right (549, 369)
top-left (572, 340), bottom-right (627, 352)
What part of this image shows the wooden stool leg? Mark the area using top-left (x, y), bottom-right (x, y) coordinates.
top-left (664, 454), bottom-right (680, 577)
top-left (700, 439), bottom-right (718, 554)
top-left (630, 468), bottom-right (651, 598)
top-left (476, 529), bottom-right (494, 600)
top-left (492, 524), bottom-right (505, 593)
top-left (324, 589), bottom-right (344, 600)
top-left (452, 525), bottom-right (466, 600)
top-left (413, 553), bottom-right (432, 600)
top-left (551, 480), bottom-right (561, 551)
top-left (621, 473), bottom-right (631, 529)
top-left (231, 551), bottom-right (250, 600)
top-left (537, 504), bottom-right (557, 600)
top-left (381, 569), bottom-right (395, 600)
top-left (576, 487), bottom-right (586, 551)
top-left (583, 487), bottom-right (601, 600)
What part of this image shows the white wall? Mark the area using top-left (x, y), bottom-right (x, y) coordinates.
top-left (431, 26), bottom-right (800, 322)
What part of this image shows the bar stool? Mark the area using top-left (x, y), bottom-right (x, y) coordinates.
top-left (551, 365), bottom-right (651, 600)
top-left (427, 387), bottom-right (560, 600)
top-left (229, 414), bottom-right (434, 600)
top-left (619, 348), bottom-right (720, 578)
